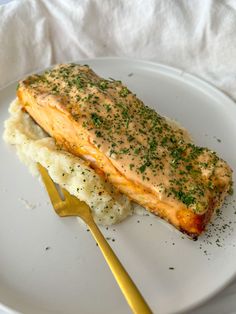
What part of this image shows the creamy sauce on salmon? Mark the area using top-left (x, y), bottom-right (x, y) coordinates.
top-left (20, 64), bottom-right (233, 216)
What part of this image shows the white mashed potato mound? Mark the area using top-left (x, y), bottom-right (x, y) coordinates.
top-left (3, 99), bottom-right (134, 225)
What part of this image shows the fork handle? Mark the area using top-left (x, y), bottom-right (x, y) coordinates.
top-left (86, 218), bottom-right (153, 314)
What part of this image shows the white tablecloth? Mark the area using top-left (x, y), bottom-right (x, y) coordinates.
top-left (1, 0), bottom-right (236, 313)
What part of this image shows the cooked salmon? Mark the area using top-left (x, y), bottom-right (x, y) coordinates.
top-left (17, 63), bottom-right (233, 238)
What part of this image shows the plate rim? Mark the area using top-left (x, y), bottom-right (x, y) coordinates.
top-left (1, 56), bottom-right (236, 314)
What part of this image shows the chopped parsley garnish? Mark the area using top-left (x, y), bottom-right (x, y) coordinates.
top-left (129, 164), bottom-right (135, 170)
top-left (149, 139), bottom-right (157, 151)
top-left (127, 135), bottom-right (134, 142)
top-left (99, 81), bottom-right (108, 90)
top-left (91, 113), bottom-right (102, 127)
top-left (95, 130), bottom-right (102, 137)
top-left (105, 104), bottom-right (111, 112)
top-left (119, 87), bottom-right (129, 97)
top-left (171, 189), bottom-right (196, 206)
top-left (139, 164), bottom-right (147, 173)
top-left (119, 148), bottom-right (129, 154)
top-left (74, 76), bottom-right (84, 89)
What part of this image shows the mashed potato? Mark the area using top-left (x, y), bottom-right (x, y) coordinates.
top-left (3, 99), bottom-right (135, 225)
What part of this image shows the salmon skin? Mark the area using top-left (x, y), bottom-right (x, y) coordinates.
top-left (17, 63), bottom-right (233, 238)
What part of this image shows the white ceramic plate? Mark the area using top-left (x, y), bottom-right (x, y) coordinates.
top-left (0, 58), bottom-right (236, 314)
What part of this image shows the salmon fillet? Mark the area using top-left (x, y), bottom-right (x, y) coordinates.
top-left (17, 63), bottom-right (233, 238)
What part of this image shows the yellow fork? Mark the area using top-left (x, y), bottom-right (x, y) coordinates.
top-left (38, 163), bottom-right (153, 314)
